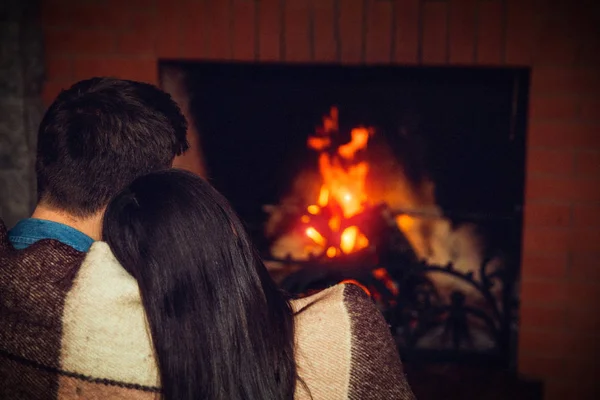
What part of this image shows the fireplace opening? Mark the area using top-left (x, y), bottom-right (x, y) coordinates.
top-left (160, 61), bottom-right (529, 369)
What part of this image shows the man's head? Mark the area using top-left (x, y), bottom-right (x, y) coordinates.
top-left (36, 77), bottom-right (189, 217)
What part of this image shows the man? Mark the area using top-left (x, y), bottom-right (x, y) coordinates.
top-left (8, 77), bottom-right (189, 250)
top-left (0, 77), bottom-right (188, 399)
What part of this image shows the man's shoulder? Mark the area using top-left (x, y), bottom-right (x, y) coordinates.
top-left (0, 230), bottom-right (159, 397)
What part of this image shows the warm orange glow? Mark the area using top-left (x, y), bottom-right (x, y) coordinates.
top-left (305, 227), bottom-right (325, 246)
top-left (372, 268), bottom-right (387, 279)
top-left (395, 214), bottom-right (414, 232)
top-left (338, 127), bottom-right (371, 159)
top-left (317, 153), bottom-right (368, 218)
top-left (317, 186), bottom-right (329, 207)
top-left (307, 205), bottom-right (320, 215)
top-left (307, 136), bottom-right (331, 150)
top-left (328, 216), bottom-right (341, 232)
top-left (300, 215), bottom-right (310, 223)
top-left (302, 107), bottom-right (373, 258)
top-left (356, 232), bottom-right (369, 251)
top-left (340, 226), bottom-right (358, 254)
top-left (372, 267), bottom-right (400, 296)
top-left (326, 246), bottom-right (337, 258)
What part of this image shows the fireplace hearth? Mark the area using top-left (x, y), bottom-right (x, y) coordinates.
top-left (160, 61), bottom-right (529, 369)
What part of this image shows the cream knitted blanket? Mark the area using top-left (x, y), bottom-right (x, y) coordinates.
top-left (0, 221), bottom-right (415, 399)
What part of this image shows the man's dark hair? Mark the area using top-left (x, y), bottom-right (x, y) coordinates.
top-left (36, 77), bottom-right (189, 217)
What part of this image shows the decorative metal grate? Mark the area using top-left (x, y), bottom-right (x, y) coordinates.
top-left (265, 204), bottom-right (519, 367)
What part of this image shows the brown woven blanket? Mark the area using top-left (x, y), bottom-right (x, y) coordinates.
top-left (0, 220), bottom-right (415, 399)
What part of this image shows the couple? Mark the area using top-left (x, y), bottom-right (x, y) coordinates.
top-left (0, 78), bottom-right (415, 399)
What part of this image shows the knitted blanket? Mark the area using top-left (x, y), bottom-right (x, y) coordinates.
top-left (0, 220), bottom-right (415, 399)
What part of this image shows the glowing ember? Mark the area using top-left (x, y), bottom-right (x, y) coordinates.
top-left (305, 227), bottom-right (326, 247)
top-left (307, 205), bottom-right (320, 215)
top-left (302, 107), bottom-right (374, 258)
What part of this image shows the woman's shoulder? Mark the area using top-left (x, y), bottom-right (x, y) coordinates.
top-left (62, 241), bottom-right (159, 390)
top-left (291, 283), bottom-right (415, 400)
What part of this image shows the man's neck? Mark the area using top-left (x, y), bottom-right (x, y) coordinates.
top-left (31, 205), bottom-right (104, 241)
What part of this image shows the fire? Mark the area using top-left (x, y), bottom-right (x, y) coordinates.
top-left (305, 227), bottom-right (326, 247)
top-left (302, 107), bottom-right (373, 258)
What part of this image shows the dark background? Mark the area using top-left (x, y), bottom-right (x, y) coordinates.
top-left (166, 61), bottom-right (528, 258)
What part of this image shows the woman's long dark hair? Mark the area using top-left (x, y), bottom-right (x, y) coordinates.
top-left (103, 169), bottom-right (297, 400)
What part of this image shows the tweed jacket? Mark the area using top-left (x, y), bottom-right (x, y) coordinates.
top-left (0, 220), bottom-right (415, 399)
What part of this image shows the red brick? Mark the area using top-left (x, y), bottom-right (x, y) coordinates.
top-left (393, 0), bottom-right (419, 64)
top-left (526, 148), bottom-right (574, 175)
top-left (575, 151), bottom-right (600, 176)
top-left (524, 203), bottom-right (571, 227)
top-left (284, 0), bottom-right (311, 62)
top-left (156, 0), bottom-right (182, 58)
top-left (520, 304), bottom-right (567, 330)
top-left (42, 80), bottom-right (72, 106)
top-left (117, 12), bottom-right (157, 55)
top-left (528, 121), bottom-right (600, 149)
top-left (339, 0), bottom-right (364, 63)
top-left (204, 0), bottom-right (231, 60)
top-left (573, 205), bottom-right (600, 227)
top-left (232, 0), bottom-right (256, 61)
top-left (580, 97), bottom-right (600, 120)
top-left (73, 56), bottom-right (157, 84)
top-left (448, 0), bottom-right (476, 64)
top-left (544, 377), bottom-right (576, 400)
top-left (564, 331), bottom-right (600, 359)
top-left (529, 95), bottom-right (579, 120)
top-left (44, 28), bottom-right (116, 55)
top-left (505, 0), bottom-right (536, 65)
top-left (543, 380), bottom-right (575, 400)
top-left (533, 15), bottom-right (578, 66)
top-left (421, 1), bottom-right (447, 64)
top-left (521, 252), bottom-right (568, 280)
top-left (476, 0), bottom-right (503, 64)
top-left (518, 354), bottom-right (566, 379)
top-left (365, 0), bottom-right (392, 64)
top-left (41, 0), bottom-right (72, 28)
top-left (258, 0), bottom-right (282, 61)
top-left (107, 0), bottom-right (156, 9)
top-left (312, 0), bottom-right (336, 62)
top-left (569, 229), bottom-right (600, 252)
top-left (567, 307), bottom-right (600, 334)
top-left (570, 252), bottom-right (600, 281)
top-left (566, 282), bottom-right (600, 309)
top-left (522, 227), bottom-right (570, 254)
top-left (526, 176), bottom-right (600, 202)
top-left (531, 67), bottom-right (600, 94)
top-left (45, 55), bottom-right (73, 81)
top-left (564, 358), bottom-right (600, 385)
top-left (520, 278), bottom-right (568, 305)
top-left (519, 329), bottom-right (570, 357)
top-left (131, 11), bottom-right (157, 34)
top-left (118, 32), bottom-right (156, 55)
top-left (577, 17), bottom-right (600, 67)
top-left (70, 3), bottom-right (130, 30)
top-left (180, 0), bottom-right (207, 59)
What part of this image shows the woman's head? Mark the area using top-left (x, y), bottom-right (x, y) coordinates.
top-left (103, 169), bottom-right (296, 400)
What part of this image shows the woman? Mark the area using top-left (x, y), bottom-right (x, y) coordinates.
top-left (102, 169), bottom-right (415, 400)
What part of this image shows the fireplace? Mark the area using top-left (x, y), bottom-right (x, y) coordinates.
top-left (160, 61), bottom-right (529, 369)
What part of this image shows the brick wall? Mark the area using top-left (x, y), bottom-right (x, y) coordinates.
top-left (41, 0), bottom-right (600, 398)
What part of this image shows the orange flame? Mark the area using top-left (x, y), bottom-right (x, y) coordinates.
top-left (303, 107), bottom-right (373, 258)
top-left (307, 205), bottom-right (320, 215)
top-left (326, 247), bottom-right (337, 258)
top-left (305, 227), bottom-right (326, 247)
